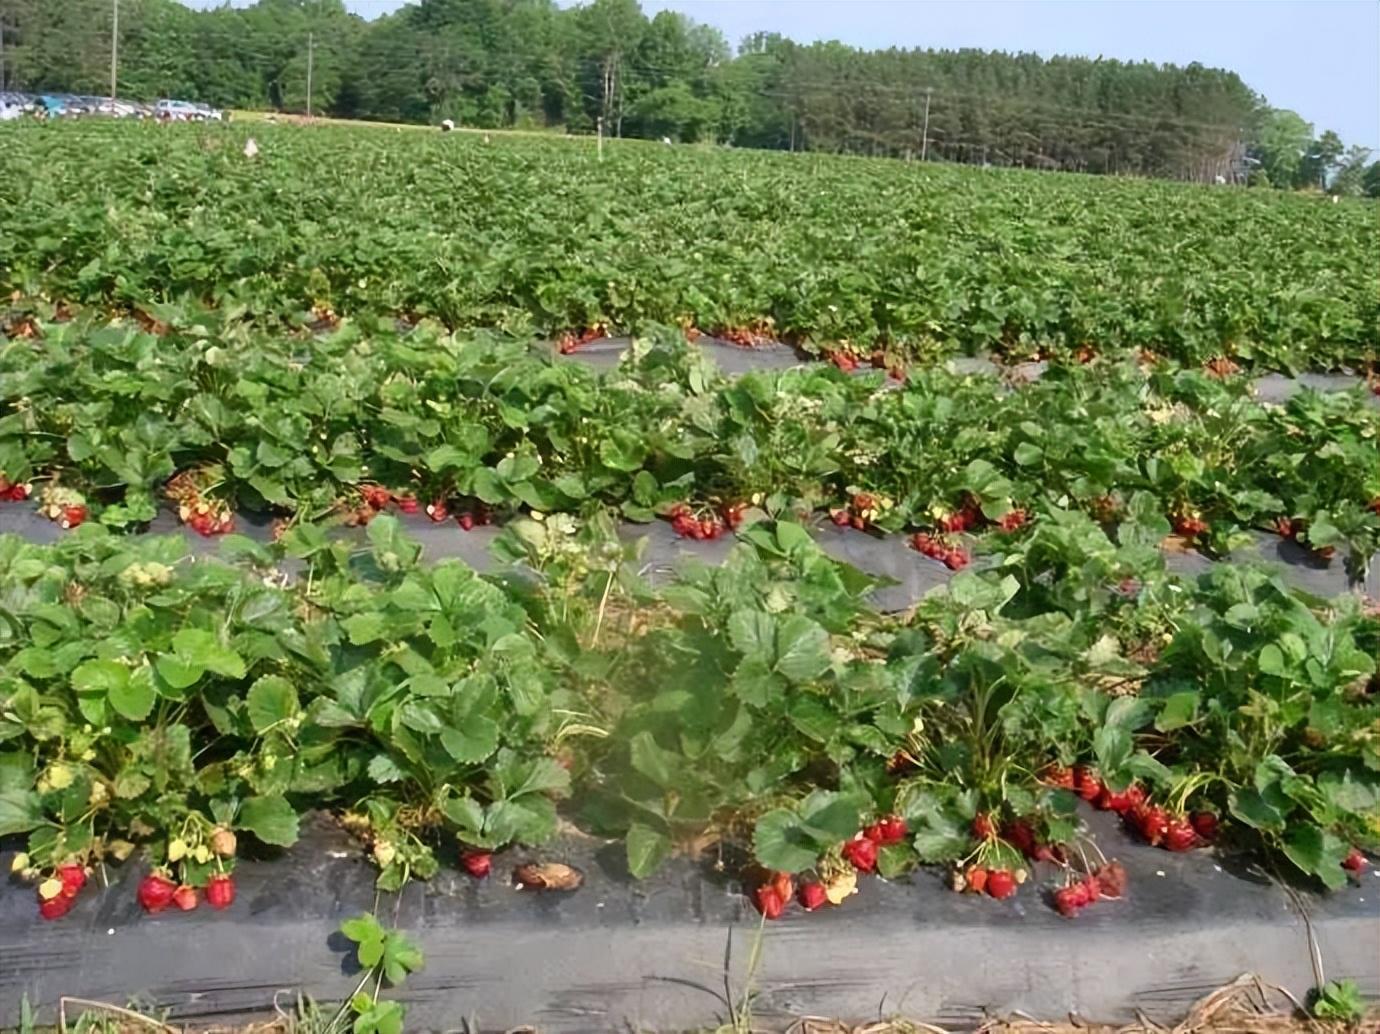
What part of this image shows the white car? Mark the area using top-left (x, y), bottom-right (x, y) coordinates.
top-left (155, 99), bottom-right (222, 122)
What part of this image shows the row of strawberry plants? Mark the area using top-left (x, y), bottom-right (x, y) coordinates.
top-left (1, 122), bottom-right (1376, 370)
top-left (3, 512), bottom-right (1376, 922)
top-left (3, 308), bottom-right (1378, 566)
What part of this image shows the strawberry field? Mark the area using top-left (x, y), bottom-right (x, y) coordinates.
top-left (1, 120), bottom-right (1377, 370)
top-left (1, 118), bottom-right (1378, 1028)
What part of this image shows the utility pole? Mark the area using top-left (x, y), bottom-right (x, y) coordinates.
top-left (110, 0), bottom-right (120, 101)
top-left (306, 32), bottom-right (314, 117)
top-left (596, 116), bottom-right (603, 160)
top-left (919, 87), bottom-right (931, 161)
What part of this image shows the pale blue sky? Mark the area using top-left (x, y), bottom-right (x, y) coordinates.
top-left (181, 0), bottom-right (1380, 149)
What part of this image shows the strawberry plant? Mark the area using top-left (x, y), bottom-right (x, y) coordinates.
top-left (1, 122), bottom-right (1373, 369)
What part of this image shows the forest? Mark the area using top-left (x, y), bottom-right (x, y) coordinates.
top-left (0, 0), bottom-right (1376, 190)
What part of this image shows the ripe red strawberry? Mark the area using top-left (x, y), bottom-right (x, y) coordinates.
top-left (985, 869), bottom-right (1017, 900)
top-left (172, 885), bottom-right (199, 911)
top-left (205, 874), bottom-right (236, 910)
top-left (460, 850), bottom-right (492, 879)
top-left (1341, 848), bottom-right (1367, 874)
top-left (1095, 860), bottom-right (1127, 898)
top-left (397, 495), bottom-right (419, 515)
top-left (1003, 819), bottom-right (1036, 857)
top-left (863, 816), bottom-right (906, 845)
top-left (56, 864), bottom-right (87, 900)
top-left (965, 866), bottom-right (988, 894)
top-left (769, 871), bottom-right (795, 902)
top-left (1115, 577), bottom-right (1141, 598)
top-left (61, 504), bottom-right (88, 529)
top-left (876, 815), bottom-right (908, 844)
top-left (137, 873), bottom-right (177, 913)
top-left (426, 500), bottom-right (449, 522)
top-left (942, 547), bottom-right (969, 571)
top-left (722, 503), bottom-right (745, 529)
top-left (830, 509), bottom-right (851, 527)
top-left (360, 485), bottom-right (392, 510)
top-left (850, 514), bottom-right (867, 530)
top-left (842, 835), bottom-right (878, 873)
top-left (1054, 882), bottom-right (1089, 917)
top-left (1163, 817), bottom-right (1198, 852)
top-left (971, 813), bottom-right (995, 840)
top-left (1172, 514), bottom-right (1208, 537)
top-left (753, 884), bottom-right (785, 919)
top-left (1044, 765), bottom-right (1076, 790)
top-left (1190, 811), bottom-right (1219, 841)
top-left (39, 893), bottom-right (73, 920)
top-left (1081, 874), bottom-right (1101, 903)
top-left (701, 518), bottom-right (720, 539)
top-left (797, 881), bottom-right (828, 911)
top-left (1073, 766), bottom-right (1103, 801)
top-left (1130, 804), bottom-right (1170, 846)
top-left (1096, 784), bottom-right (1143, 814)
top-left (997, 509), bottom-right (1028, 532)
top-left (458, 513), bottom-right (475, 531)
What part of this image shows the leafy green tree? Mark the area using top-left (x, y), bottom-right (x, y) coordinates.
top-left (1251, 108), bottom-right (1314, 188)
top-left (1328, 146), bottom-right (1373, 197)
top-left (0, 0), bottom-right (1353, 186)
top-left (1362, 161), bottom-right (1380, 199)
top-left (1297, 129), bottom-right (1344, 190)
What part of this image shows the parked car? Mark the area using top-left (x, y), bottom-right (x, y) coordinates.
top-left (155, 99), bottom-right (223, 122)
top-left (0, 92), bottom-right (35, 120)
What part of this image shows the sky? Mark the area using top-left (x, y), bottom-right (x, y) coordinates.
top-left (182, 0), bottom-right (1380, 150)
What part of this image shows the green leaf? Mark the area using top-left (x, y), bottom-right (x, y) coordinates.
top-left (1257, 643), bottom-right (1287, 676)
top-left (0, 788), bottom-right (43, 837)
top-left (439, 719), bottom-right (499, 763)
top-left (1282, 825), bottom-right (1347, 890)
top-left (342, 613), bottom-right (387, 645)
top-left (799, 790), bottom-right (862, 841)
top-left (626, 822), bottom-right (671, 878)
top-left (380, 930), bottom-right (424, 985)
top-left (1228, 787), bottom-right (1286, 831)
top-left (629, 731), bottom-right (680, 789)
top-left (727, 609), bottom-right (774, 659)
top-left (155, 654), bottom-right (204, 690)
top-left (441, 795), bottom-right (485, 837)
top-left (71, 659), bottom-right (128, 695)
top-left (1154, 691), bottom-right (1199, 732)
top-left (911, 829), bottom-right (970, 863)
top-left (171, 628), bottom-right (245, 679)
top-left (238, 794), bottom-right (300, 846)
top-left (773, 615), bottom-right (831, 682)
top-left (247, 675), bottom-right (299, 733)
top-left (876, 842), bottom-right (918, 878)
top-left (109, 666), bottom-right (156, 721)
top-left (752, 808), bottom-right (822, 873)
top-left (341, 913), bottom-right (383, 946)
top-left (485, 796), bottom-right (557, 844)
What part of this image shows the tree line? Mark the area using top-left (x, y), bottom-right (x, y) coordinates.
top-left (0, 0), bottom-right (1375, 192)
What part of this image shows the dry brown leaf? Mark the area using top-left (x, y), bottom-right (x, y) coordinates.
top-left (512, 861), bottom-right (583, 891)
